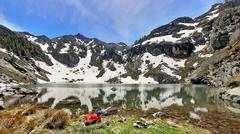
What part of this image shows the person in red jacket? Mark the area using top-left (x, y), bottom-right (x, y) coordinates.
top-left (84, 111), bottom-right (103, 125)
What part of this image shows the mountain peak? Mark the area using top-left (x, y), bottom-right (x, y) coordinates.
top-left (171, 17), bottom-right (194, 24)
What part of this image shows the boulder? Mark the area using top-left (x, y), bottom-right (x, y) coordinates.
top-left (219, 87), bottom-right (240, 104)
top-left (190, 76), bottom-right (209, 85)
top-left (211, 33), bottom-right (230, 50)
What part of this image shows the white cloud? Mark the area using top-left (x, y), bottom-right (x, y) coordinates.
top-left (110, 0), bottom-right (173, 38)
top-left (62, 0), bottom-right (96, 18)
top-left (19, 0), bottom-right (175, 39)
top-left (59, 0), bottom-right (175, 40)
top-left (0, 13), bottom-right (23, 31)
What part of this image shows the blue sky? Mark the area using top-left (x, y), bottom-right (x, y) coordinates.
top-left (0, 0), bottom-right (223, 44)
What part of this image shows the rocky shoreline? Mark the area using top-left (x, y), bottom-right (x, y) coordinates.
top-left (0, 83), bottom-right (38, 110)
top-left (219, 87), bottom-right (240, 104)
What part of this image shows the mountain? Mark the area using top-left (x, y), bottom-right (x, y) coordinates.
top-left (0, 1), bottom-right (240, 86)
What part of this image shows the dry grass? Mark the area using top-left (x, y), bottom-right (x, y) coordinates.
top-left (12, 104), bottom-right (37, 116)
top-left (20, 105), bottom-right (37, 116)
top-left (44, 109), bottom-right (56, 119)
top-left (0, 112), bottom-right (25, 130)
top-left (45, 110), bottom-right (70, 130)
top-left (0, 128), bottom-right (13, 134)
top-left (0, 104), bottom-right (70, 133)
top-left (24, 119), bottom-right (40, 133)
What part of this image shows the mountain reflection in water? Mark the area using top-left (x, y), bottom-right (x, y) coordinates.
top-left (7, 84), bottom-right (216, 113)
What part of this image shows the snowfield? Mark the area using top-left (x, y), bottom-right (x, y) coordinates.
top-left (25, 28), bottom-right (195, 84)
top-left (35, 49), bottom-right (186, 84)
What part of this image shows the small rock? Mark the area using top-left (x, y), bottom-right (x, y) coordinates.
top-left (110, 88), bottom-right (117, 91)
top-left (134, 121), bottom-right (148, 129)
top-left (152, 111), bottom-right (165, 118)
top-left (2, 91), bottom-right (15, 96)
top-left (96, 125), bottom-right (104, 129)
top-left (0, 106), bottom-right (4, 111)
top-left (134, 118), bottom-right (153, 129)
top-left (63, 109), bottom-right (72, 116)
top-left (12, 86), bottom-right (21, 90)
top-left (219, 91), bottom-right (226, 96)
top-left (165, 119), bottom-right (182, 128)
top-left (232, 96), bottom-right (240, 103)
top-left (103, 107), bottom-right (118, 116)
top-left (190, 98), bottom-right (195, 104)
top-left (29, 129), bottom-right (41, 134)
top-left (118, 117), bottom-right (127, 123)
top-left (189, 111), bottom-right (201, 120)
top-left (194, 107), bottom-right (208, 113)
top-left (105, 121), bottom-right (110, 126)
top-left (122, 117), bottom-right (127, 121)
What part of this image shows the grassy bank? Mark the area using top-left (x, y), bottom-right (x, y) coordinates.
top-left (0, 104), bottom-right (208, 134)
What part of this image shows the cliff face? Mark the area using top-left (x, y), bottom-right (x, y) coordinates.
top-left (188, 41), bottom-right (240, 87)
top-left (186, 4), bottom-right (240, 87)
top-left (225, 0), bottom-right (240, 4)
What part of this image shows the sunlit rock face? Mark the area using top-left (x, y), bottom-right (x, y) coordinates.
top-left (225, 0), bottom-right (240, 3)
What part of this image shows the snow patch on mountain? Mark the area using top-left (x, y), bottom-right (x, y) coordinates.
top-left (193, 62), bottom-right (198, 67)
top-left (36, 50), bottom-right (101, 83)
top-left (178, 22), bottom-right (198, 27)
top-left (141, 53), bottom-right (186, 79)
top-left (0, 48), bottom-right (8, 53)
top-left (26, 35), bottom-right (49, 52)
top-left (140, 35), bottom-right (179, 45)
top-left (121, 75), bottom-right (158, 84)
top-left (59, 43), bottom-right (70, 54)
top-left (199, 53), bottom-right (213, 58)
top-left (87, 40), bottom-right (94, 46)
top-left (206, 5), bottom-right (220, 20)
top-left (207, 13), bottom-right (220, 20)
top-left (178, 29), bottom-right (196, 38)
top-left (0, 48), bottom-right (20, 60)
top-left (194, 44), bottom-right (207, 52)
top-left (101, 60), bottom-right (124, 80)
top-left (26, 35), bottom-right (37, 42)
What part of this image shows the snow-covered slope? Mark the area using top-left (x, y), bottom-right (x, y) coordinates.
top-left (23, 30), bottom-right (187, 84)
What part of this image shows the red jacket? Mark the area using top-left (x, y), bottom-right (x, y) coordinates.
top-left (84, 114), bottom-right (102, 125)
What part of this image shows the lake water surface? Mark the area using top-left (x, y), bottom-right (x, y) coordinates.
top-left (5, 84), bottom-right (239, 113)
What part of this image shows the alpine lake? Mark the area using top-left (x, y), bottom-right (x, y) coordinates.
top-left (3, 84), bottom-right (240, 133)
